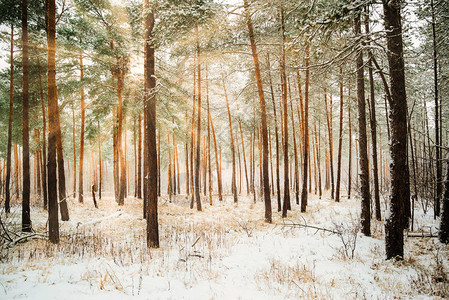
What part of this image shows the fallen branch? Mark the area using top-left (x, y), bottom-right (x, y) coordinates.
top-left (278, 218), bottom-right (339, 235)
top-left (5, 233), bottom-right (47, 247)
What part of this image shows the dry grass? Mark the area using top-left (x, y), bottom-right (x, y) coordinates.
top-left (1, 191), bottom-right (448, 299)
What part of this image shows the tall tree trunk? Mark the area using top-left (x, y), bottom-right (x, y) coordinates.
top-left (124, 119), bottom-right (128, 198)
top-left (267, 54), bottom-right (281, 212)
top-left (289, 83), bottom-right (300, 205)
top-left (176, 138), bottom-right (180, 195)
top-left (237, 142), bottom-right (242, 195)
top-left (244, 0), bottom-right (271, 222)
top-left (365, 11), bottom-right (381, 220)
top-left (47, 0), bottom-right (59, 243)
top-left (98, 121), bottom-right (102, 200)
top-left (315, 120), bottom-right (322, 198)
top-left (279, 8), bottom-right (290, 218)
top-left (72, 107), bottom-right (76, 197)
top-left (259, 127), bottom-right (263, 197)
top-left (300, 41), bottom-right (310, 213)
top-left (37, 58), bottom-right (48, 210)
top-left (202, 137), bottom-right (207, 196)
top-left (206, 66), bottom-right (213, 204)
top-left (172, 126), bottom-right (177, 196)
top-left (383, 0), bottom-right (409, 259)
top-left (348, 87), bottom-right (352, 198)
top-left (222, 75), bottom-right (237, 203)
top-left (269, 126), bottom-right (274, 196)
top-left (157, 124), bottom-right (161, 197)
top-left (5, 25), bottom-right (14, 213)
top-left (22, 0), bottom-right (31, 232)
top-left (113, 108), bottom-right (119, 201)
top-left (431, 0), bottom-right (441, 218)
top-left (55, 86), bottom-right (69, 221)
top-left (335, 67), bottom-right (344, 202)
top-left (34, 129), bottom-right (42, 198)
top-left (137, 114), bottom-right (142, 198)
top-left (354, 12), bottom-right (371, 237)
top-left (79, 55), bottom-right (85, 203)
top-left (185, 115), bottom-right (190, 196)
top-left (14, 144), bottom-right (19, 198)
top-left (190, 54), bottom-right (196, 207)
top-left (117, 60), bottom-right (126, 206)
top-left (194, 27), bottom-right (202, 211)
top-left (210, 113), bottom-right (222, 201)
top-left (168, 135), bottom-right (173, 201)
top-left (134, 119), bottom-right (137, 197)
top-left (324, 87), bottom-right (334, 200)
top-left (144, 3), bottom-right (159, 247)
top-left (238, 119), bottom-right (249, 195)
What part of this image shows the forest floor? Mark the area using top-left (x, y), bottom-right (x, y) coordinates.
top-left (1, 191), bottom-right (448, 299)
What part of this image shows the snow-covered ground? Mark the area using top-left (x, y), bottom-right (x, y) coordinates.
top-left (1, 192), bottom-right (448, 299)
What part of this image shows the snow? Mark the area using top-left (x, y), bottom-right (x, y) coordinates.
top-left (1, 192), bottom-right (448, 299)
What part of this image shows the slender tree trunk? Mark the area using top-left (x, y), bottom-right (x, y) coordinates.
top-left (138, 114), bottom-right (142, 198)
top-left (206, 66), bottom-right (212, 204)
top-left (316, 120), bottom-right (322, 198)
top-left (279, 8), bottom-right (290, 218)
top-left (176, 138), bottom-right (180, 195)
top-left (312, 126), bottom-right (317, 194)
top-left (124, 119), bottom-right (128, 198)
top-left (210, 113), bottom-right (222, 201)
top-left (335, 67), bottom-right (344, 203)
top-left (47, 0), bottom-right (59, 243)
top-left (202, 137), bottom-right (207, 196)
top-left (244, 0), bottom-right (271, 222)
top-left (355, 12), bottom-right (371, 236)
top-left (22, 0), bottom-right (31, 232)
top-left (35, 129), bottom-right (42, 198)
top-left (168, 135), bottom-right (173, 201)
top-left (238, 119), bottom-right (249, 194)
top-left (113, 108), bottom-right (119, 201)
top-left (194, 27), bottom-right (202, 211)
top-left (157, 124), bottom-right (161, 197)
top-left (14, 145), bottom-right (19, 198)
top-left (431, 0), bottom-right (441, 218)
top-left (72, 107), bottom-right (76, 197)
top-left (269, 127), bottom-right (274, 196)
top-left (223, 75), bottom-right (237, 203)
top-left (190, 54), bottom-right (196, 207)
top-left (117, 59), bottom-right (126, 206)
top-left (55, 86), bottom-right (69, 221)
top-left (300, 41), bottom-right (310, 213)
top-left (134, 119), bottom-right (137, 197)
top-left (290, 84), bottom-right (300, 205)
top-left (348, 87), bottom-right (352, 198)
top-left (324, 87), bottom-right (335, 200)
top-left (37, 59), bottom-right (48, 210)
top-left (383, 0), bottom-right (409, 259)
top-left (144, 3), bottom-right (159, 247)
top-left (79, 55), bottom-right (85, 203)
top-left (185, 115), bottom-right (190, 196)
top-left (267, 54), bottom-right (281, 212)
top-left (98, 122), bottom-right (102, 200)
top-left (172, 126), bottom-right (177, 196)
top-left (259, 127), bottom-right (263, 197)
top-left (365, 12), bottom-right (381, 220)
top-left (5, 25), bottom-right (14, 213)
